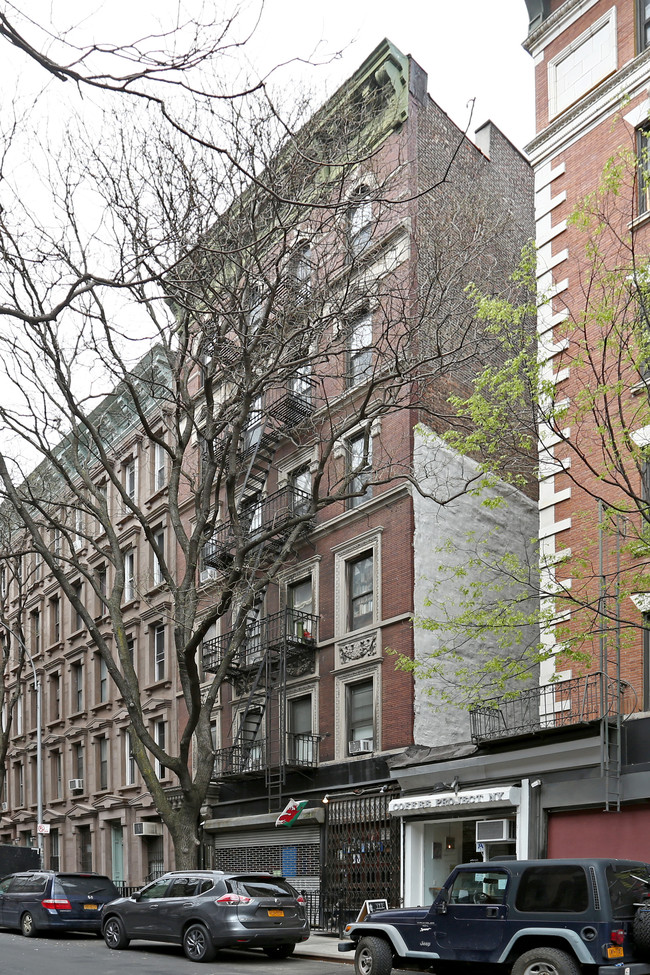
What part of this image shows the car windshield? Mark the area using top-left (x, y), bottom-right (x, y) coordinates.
top-left (607, 865), bottom-right (650, 919)
top-left (58, 875), bottom-right (119, 899)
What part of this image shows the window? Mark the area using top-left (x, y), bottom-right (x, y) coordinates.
top-left (50, 672), bottom-right (60, 722)
top-left (639, 0), bottom-right (650, 51)
top-left (49, 829), bottom-right (60, 871)
top-left (287, 577), bottom-right (314, 640)
top-left (0, 567), bottom-right (6, 601)
top-left (348, 184), bottom-right (373, 257)
top-left (15, 691), bottom-right (22, 735)
top-left (127, 635), bottom-right (136, 674)
top-left (72, 662), bottom-right (83, 713)
top-left (153, 529), bottom-right (165, 586)
top-left (449, 868), bottom-right (509, 906)
top-left (52, 528), bottom-right (61, 560)
top-left (154, 720), bottom-right (166, 779)
top-left (292, 242), bottom-right (312, 301)
top-left (125, 731), bottom-right (136, 785)
top-left (245, 285), bottom-right (263, 334)
top-left (50, 596), bottom-right (60, 644)
top-left (31, 610), bottom-right (40, 655)
top-left (347, 432), bottom-right (372, 508)
top-left (347, 312), bottom-right (373, 386)
top-left (98, 656), bottom-right (108, 704)
top-left (97, 565), bottom-right (107, 612)
top-left (124, 550), bottom-right (135, 602)
top-left (244, 395), bottom-right (264, 452)
top-left (289, 465), bottom-right (311, 515)
top-left (639, 125), bottom-right (650, 217)
top-left (98, 737), bottom-right (108, 790)
top-left (348, 552), bottom-right (373, 631)
top-left (51, 751), bottom-right (62, 799)
top-left (289, 695), bottom-right (313, 764)
top-left (516, 865), bottom-right (588, 913)
top-left (73, 741), bottom-right (84, 781)
top-left (347, 679), bottom-right (374, 750)
top-left (34, 550), bottom-right (42, 581)
top-left (15, 764), bottom-right (24, 806)
top-left (124, 459), bottom-right (137, 504)
top-left (154, 623), bottom-right (165, 681)
top-left (154, 441), bottom-right (166, 491)
top-left (72, 580), bottom-right (84, 631)
top-left (78, 824), bottom-right (92, 872)
top-left (74, 507), bottom-right (84, 550)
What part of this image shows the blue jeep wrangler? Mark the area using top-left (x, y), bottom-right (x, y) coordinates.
top-left (339, 858), bottom-right (650, 975)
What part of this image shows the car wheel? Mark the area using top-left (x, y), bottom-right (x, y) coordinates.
top-left (183, 922), bottom-right (216, 963)
top-left (511, 947), bottom-right (581, 975)
top-left (355, 936), bottom-right (394, 975)
top-left (103, 916), bottom-right (130, 950)
top-left (264, 944), bottom-right (296, 959)
top-left (20, 912), bottom-right (37, 938)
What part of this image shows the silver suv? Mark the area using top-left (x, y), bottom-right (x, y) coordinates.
top-left (102, 869), bottom-right (310, 962)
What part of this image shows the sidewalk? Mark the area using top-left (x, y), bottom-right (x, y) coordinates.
top-left (294, 933), bottom-right (352, 964)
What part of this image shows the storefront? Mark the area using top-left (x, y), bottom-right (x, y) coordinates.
top-left (389, 785), bottom-right (525, 907)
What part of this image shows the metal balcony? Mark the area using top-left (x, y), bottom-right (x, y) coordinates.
top-left (202, 486), bottom-right (312, 569)
top-left (213, 733), bottom-right (320, 779)
top-left (469, 672), bottom-right (635, 746)
top-left (202, 606), bottom-right (319, 674)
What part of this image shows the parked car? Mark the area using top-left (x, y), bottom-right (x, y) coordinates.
top-left (0, 870), bottom-right (120, 937)
top-left (101, 869), bottom-right (310, 962)
top-left (339, 858), bottom-right (650, 975)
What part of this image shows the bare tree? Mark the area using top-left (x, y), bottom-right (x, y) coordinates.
top-left (0, 60), bottom-right (529, 865)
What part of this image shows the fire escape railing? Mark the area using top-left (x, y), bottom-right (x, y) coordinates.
top-left (469, 671), bottom-right (635, 745)
top-left (213, 732), bottom-right (320, 778)
top-left (203, 486), bottom-right (312, 569)
top-left (202, 606), bottom-right (319, 674)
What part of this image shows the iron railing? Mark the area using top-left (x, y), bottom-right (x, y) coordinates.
top-left (203, 486), bottom-right (312, 569)
top-left (213, 732), bottom-right (320, 778)
top-left (202, 607), bottom-right (319, 674)
top-left (470, 672), bottom-right (635, 745)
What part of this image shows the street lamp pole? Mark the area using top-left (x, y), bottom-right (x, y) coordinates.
top-left (0, 623), bottom-right (42, 864)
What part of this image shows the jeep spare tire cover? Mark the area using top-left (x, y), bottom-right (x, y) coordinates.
top-left (634, 905), bottom-right (650, 955)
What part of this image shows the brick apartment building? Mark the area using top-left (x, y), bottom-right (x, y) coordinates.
top-left (0, 40), bottom-right (533, 924)
top-left (386, 3), bottom-right (650, 904)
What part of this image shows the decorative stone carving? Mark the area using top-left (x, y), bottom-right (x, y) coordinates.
top-left (339, 633), bottom-right (377, 664)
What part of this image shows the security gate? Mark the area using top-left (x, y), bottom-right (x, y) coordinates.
top-left (322, 790), bottom-right (400, 935)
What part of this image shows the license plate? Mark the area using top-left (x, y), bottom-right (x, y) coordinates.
top-left (607, 946), bottom-right (624, 959)
top-left (83, 904), bottom-right (98, 910)
top-left (268, 910), bottom-right (284, 917)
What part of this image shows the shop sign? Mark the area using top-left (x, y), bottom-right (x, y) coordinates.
top-left (389, 786), bottom-right (520, 815)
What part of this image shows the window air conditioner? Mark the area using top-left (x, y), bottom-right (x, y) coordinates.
top-left (349, 739), bottom-right (373, 755)
top-left (69, 779), bottom-right (83, 792)
top-left (475, 819), bottom-right (516, 843)
top-left (1, 802), bottom-right (7, 812)
top-left (133, 822), bottom-right (163, 837)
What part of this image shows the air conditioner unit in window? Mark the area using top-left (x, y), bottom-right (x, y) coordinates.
top-left (69, 779), bottom-right (83, 792)
top-left (475, 819), bottom-right (516, 843)
top-left (349, 739), bottom-right (373, 755)
top-left (1, 802), bottom-right (7, 812)
top-left (133, 821), bottom-right (163, 837)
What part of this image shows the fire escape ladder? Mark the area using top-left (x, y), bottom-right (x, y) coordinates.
top-left (266, 614), bottom-right (288, 813)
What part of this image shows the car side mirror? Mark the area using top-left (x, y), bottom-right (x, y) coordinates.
top-left (131, 892), bottom-right (142, 902)
top-left (436, 889), bottom-right (449, 914)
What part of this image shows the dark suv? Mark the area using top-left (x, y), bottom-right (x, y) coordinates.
top-left (339, 858), bottom-right (650, 975)
top-left (0, 870), bottom-right (120, 936)
top-left (101, 869), bottom-right (310, 962)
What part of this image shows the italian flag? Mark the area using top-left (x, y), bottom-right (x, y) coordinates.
top-left (275, 798), bottom-right (308, 827)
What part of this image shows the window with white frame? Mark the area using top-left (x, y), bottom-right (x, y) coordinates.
top-left (289, 464), bottom-right (311, 516)
top-left (74, 507), bottom-right (84, 549)
top-left (154, 719), bottom-right (166, 779)
top-left (154, 441), bottom-right (166, 491)
top-left (288, 694), bottom-right (313, 764)
top-left (348, 184), bottom-right (373, 257)
top-left (73, 741), bottom-right (84, 781)
top-left (348, 552), bottom-right (374, 631)
top-left (154, 623), bottom-right (165, 681)
top-left (124, 458), bottom-right (137, 505)
top-left (124, 549), bottom-right (135, 602)
top-left (125, 730), bottom-right (136, 785)
top-left (52, 751), bottom-right (62, 799)
top-left (347, 678), bottom-right (374, 752)
top-left (31, 610), bottom-right (40, 656)
top-left (98, 656), bottom-right (108, 704)
top-left (152, 529), bottom-right (165, 586)
top-left (244, 395), bottom-right (264, 452)
top-left (34, 550), bottom-right (42, 581)
top-left (98, 736), bottom-right (108, 790)
top-left (292, 241), bottom-right (312, 301)
top-left (51, 596), bottom-right (60, 643)
top-left (72, 661), bottom-right (84, 712)
top-left (245, 285), bottom-right (263, 334)
top-left (347, 311), bottom-right (373, 386)
top-left (287, 576), bottom-right (314, 641)
top-left (347, 431), bottom-right (372, 508)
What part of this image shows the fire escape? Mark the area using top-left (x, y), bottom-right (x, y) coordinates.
top-left (201, 378), bottom-right (320, 811)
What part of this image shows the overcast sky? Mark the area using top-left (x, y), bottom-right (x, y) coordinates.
top-left (3, 0), bottom-right (535, 152)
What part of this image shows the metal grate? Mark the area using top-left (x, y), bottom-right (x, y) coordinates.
top-left (203, 607), bottom-right (319, 674)
top-left (470, 672), bottom-right (635, 745)
top-left (321, 790), bottom-right (400, 936)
